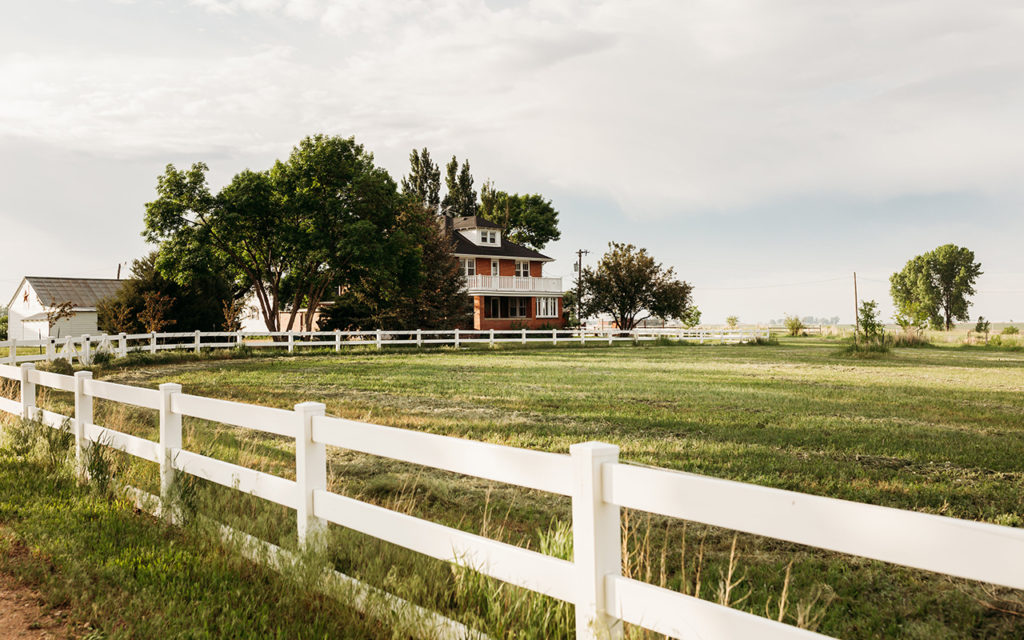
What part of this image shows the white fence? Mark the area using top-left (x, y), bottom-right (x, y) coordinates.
top-left (1, 362), bottom-right (1022, 638)
top-left (0, 327), bottom-right (768, 366)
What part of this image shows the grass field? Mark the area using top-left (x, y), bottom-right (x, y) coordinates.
top-left (3, 338), bottom-right (1024, 638)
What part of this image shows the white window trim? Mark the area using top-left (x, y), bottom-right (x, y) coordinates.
top-left (461, 258), bottom-right (476, 276)
top-left (515, 260), bottom-right (529, 278)
top-left (491, 259), bottom-right (499, 276)
top-left (536, 296), bottom-right (558, 318)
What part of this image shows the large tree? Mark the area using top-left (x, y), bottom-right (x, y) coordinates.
top-left (479, 182), bottom-right (560, 250)
top-left (579, 242), bottom-right (695, 331)
top-left (144, 134), bottom-right (405, 333)
top-left (889, 244), bottom-right (982, 331)
top-left (401, 147), bottom-right (441, 213)
top-left (319, 202), bottom-right (470, 330)
top-left (441, 156), bottom-right (477, 218)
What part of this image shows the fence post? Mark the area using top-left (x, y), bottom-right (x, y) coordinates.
top-left (73, 371), bottom-right (93, 478)
top-left (81, 335), bottom-right (91, 365)
top-left (570, 442), bottom-right (622, 640)
top-left (7, 338), bottom-right (16, 364)
top-left (295, 402), bottom-right (327, 549)
top-left (607, 330), bottom-right (613, 346)
top-left (194, 330), bottom-right (201, 353)
top-left (489, 329), bottom-right (495, 347)
top-left (376, 329), bottom-right (383, 350)
top-left (150, 332), bottom-right (157, 353)
top-left (237, 330), bottom-right (244, 347)
top-left (521, 328), bottom-right (526, 345)
top-left (552, 328), bottom-right (558, 346)
top-left (632, 330), bottom-right (638, 346)
top-left (118, 333), bottom-right (128, 358)
top-left (288, 332), bottom-right (295, 353)
top-left (581, 328), bottom-right (586, 347)
top-left (46, 337), bottom-right (55, 362)
top-left (19, 363), bottom-right (36, 421)
top-left (454, 329), bottom-right (461, 348)
top-left (416, 329), bottom-right (422, 348)
top-left (159, 382), bottom-right (182, 520)
top-left (334, 329), bottom-right (341, 352)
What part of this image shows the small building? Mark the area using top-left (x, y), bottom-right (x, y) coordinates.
top-left (5, 276), bottom-right (124, 340)
top-left (448, 216), bottom-right (565, 330)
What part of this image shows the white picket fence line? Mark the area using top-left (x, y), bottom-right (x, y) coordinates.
top-left (0, 327), bottom-right (768, 366)
top-left (2, 362), bottom-right (1022, 639)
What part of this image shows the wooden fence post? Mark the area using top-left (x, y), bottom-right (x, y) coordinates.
top-left (608, 330), bottom-right (613, 346)
top-left (46, 338), bottom-right (55, 362)
top-left (416, 329), bottom-right (422, 348)
top-left (489, 329), bottom-right (495, 347)
top-left (19, 363), bottom-right (35, 421)
top-left (334, 329), bottom-right (341, 352)
top-left (159, 382), bottom-right (182, 519)
top-left (521, 328), bottom-right (526, 345)
top-left (454, 329), bottom-right (460, 348)
top-left (236, 331), bottom-right (244, 347)
top-left (194, 330), bottom-right (201, 353)
top-left (295, 402), bottom-right (327, 549)
top-left (570, 442), bottom-right (623, 640)
top-left (552, 328), bottom-right (558, 346)
top-left (150, 332), bottom-right (157, 353)
top-left (118, 333), bottom-right (128, 358)
top-left (73, 371), bottom-right (93, 478)
top-left (288, 332), bottom-right (295, 353)
top-left (376, 329), bottom-right (383, 350)
top-left (81, 336), bottom-right (91, 365)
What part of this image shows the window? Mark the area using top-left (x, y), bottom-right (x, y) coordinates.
top-left (488, 297), bottom-right (500, 318)
top-left (491, 259), bottom-right (499, 276)
top-left (515, 261), bottom-right (529, 278)
top-left (480, 230), bottom-right (498, 245)
top-left (460, 258), bottom-right (475, 276)
top-left (510, 298), bottom-right (528, 317)
top-left (537, 297), bottom-right (559, 318)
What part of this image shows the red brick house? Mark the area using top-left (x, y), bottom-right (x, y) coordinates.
top-left (448, 216), bottom-right (565, 330)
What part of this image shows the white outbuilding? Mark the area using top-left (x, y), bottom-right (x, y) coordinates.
top-left (5, 277), bottom-right (125, 340)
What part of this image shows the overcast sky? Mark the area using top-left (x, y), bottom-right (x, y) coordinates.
top-left (2, 0), bottom-right (1023, 323)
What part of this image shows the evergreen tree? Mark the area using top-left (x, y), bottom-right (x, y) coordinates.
top-left (441, 156), bottom-right (477, 218)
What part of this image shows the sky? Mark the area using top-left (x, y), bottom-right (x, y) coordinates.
top-left (2, 0), bottom-right (1023, 324)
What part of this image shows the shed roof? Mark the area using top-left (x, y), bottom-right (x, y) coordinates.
top-left (18, 277), bottom-right (125, 310)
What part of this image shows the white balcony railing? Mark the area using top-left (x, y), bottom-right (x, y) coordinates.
top-left (464, 274), bottom-right (563, 293)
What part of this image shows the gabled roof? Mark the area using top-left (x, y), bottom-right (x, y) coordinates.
top-left (13, 277), bottom-right (125, 311)
top-left (450, 232), bottom-right (552, 261)
top-left (452, 216), bottom-right (503, 230)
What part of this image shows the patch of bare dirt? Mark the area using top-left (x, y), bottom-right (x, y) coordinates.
top-left (0, 564), bottom-right (75, 640)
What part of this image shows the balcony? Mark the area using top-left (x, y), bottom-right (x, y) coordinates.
top-left (464, 275), bottom-right (563, 294)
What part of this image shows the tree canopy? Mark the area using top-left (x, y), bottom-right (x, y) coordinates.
top-left (479, 181), bottom-right (560, 250)
top-left (441, 156), bottom-right (477, 218)
top-left (889, 244), bottom-right (982, 331)
top-left (401, 147), bottom-right (441, 213)
top-left (578, 242), bottom-right (695, 331)
top-left (144, 134), bottom-right (407, 332)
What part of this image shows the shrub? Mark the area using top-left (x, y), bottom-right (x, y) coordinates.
top-left (40, 358), bottom-right (74, 376)
top-left (1002, 325), bottom-right (1019, 335)
top-left (91, 350), bottom-right (114, 366)
top-left (857, 300), bottom-right (884, 341)
top-left (785, 315), bottom-right (805, 337)
top-left (975, 317), bottom-right (991, 335)
top-left (890, 332), bottom-right (931, 348)
top-left (836, 341), bottom-right (892, 358)
top-left (725, 316), bottom-right (739, 328)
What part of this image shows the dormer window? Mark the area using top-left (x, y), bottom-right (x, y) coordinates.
top-left (480, 230), bottom-right (498, 245)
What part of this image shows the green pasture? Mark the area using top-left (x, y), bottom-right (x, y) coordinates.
top-left (2, 338), bottom-right (1023, 638)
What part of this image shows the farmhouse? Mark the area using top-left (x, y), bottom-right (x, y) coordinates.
top-left (5, 276), bottom-right (124, 340)
top-left (448, 216), bottom-right (564, 330)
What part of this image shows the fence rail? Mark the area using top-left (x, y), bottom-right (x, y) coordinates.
top-left (0, 327), bottom-right (768, 366)
top-left (1, 362), bottom-right (1020, 639)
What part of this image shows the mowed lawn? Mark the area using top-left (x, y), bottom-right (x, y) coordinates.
top-left (72, 340), bottom-right (1024, 637)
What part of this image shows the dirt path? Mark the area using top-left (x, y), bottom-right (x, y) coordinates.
top-left (0, 573), bottom-right (73, 640)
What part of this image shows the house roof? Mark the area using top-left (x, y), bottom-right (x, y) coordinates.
top-left (452, 216), bottom-right (503, 230)
top-left (15, 277), bottom-right (125, 311)
top-left (450, 231), bottom-right (553, 261)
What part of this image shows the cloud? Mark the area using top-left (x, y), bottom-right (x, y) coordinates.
top-left (2, 0), bottom-right (1023, 220)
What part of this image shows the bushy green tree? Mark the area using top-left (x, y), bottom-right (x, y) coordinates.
top-left (441, 156), bottom-right (477, 218)
top-left (785, 315), bottom-right (805, 336)
top-left (479, 184), bottom-right (561, 250)
top-left (579, 243), bottom-right (695, 331)
top-left (974, 316), bottom-right (990, 335)
top-left (726, 316), bottom-right (739, 328)
top-left (145, 134), bottom-right (406, 332)
top-left (890, 244), bottom-right (982, 331)
top-left (97, 252), bottom-right (235, 334)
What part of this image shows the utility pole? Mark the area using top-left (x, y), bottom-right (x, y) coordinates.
top-left (575, 249), bottom-right (589, 327)
top-left (853, 271), bottom-right (859, 344)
